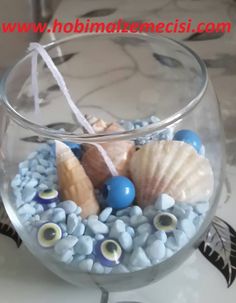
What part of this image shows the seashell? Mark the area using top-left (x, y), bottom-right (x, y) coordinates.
top-left (84, 114), bottom-right (108, 132)
top-left (129, 140), bottom-right (214, 207)
top-left (55, 140), bottom-right (100, 218)
top-left (81, 122), bottom-right (135, 188)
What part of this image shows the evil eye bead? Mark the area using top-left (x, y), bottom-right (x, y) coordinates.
top-left (102, 176), bottom-right (135, 210)
top-left (173, 129), bottom-right (202, 153)
top-left (37, 222), bottom-right (62, 248)
top-left (95, 239), bottom-right (123, 267)
top-left (36, 189), bottom-right (59, 205)
top-left (153, 212), bottom-right (177, 232)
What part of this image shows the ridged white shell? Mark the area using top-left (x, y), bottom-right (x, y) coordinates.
top-left (129, 140), bottom-right (214, 207)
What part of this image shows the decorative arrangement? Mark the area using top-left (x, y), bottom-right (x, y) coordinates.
top-left (10, 113), bottom-right (213, 274)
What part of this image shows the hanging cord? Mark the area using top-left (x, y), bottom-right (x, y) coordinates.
top-left (29, 42), bottom-right (118, 177)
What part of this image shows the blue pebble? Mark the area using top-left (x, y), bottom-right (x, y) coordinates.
top-left (154, 193), bottom-right (175, 210)
top-left (36, 165), bottom-right (46, 174)
top-left (143, 205), bottom-right (157, 220)
top-left (102, 176), bottom-right (135, 209)
top-left (67, 213), bottom-right (79, 234)
top-left (172, 204), bottom-right (186, 219)
top-left (74, 236), bottom-right (93, 255)
top-left (40, 209), bottom-right (54, 221)
top-left (72, 222), bottom-right (85, 237)
top-left (193, 216), bottom-right (204, 229)
top-left (133, 232), bottom-right (149, 248)
top-left (173, 230), bottom-right (188, 247)
top-left (51, 208), bottom-right (66, 223)
top-left (179, 219), bottom-right (196, 239)
top-left (11, 175), bottom-right (21, 188)
top-left (78, 259), bottom-right (93, 272)
top-left (137, 223), bottom-right (152, 235)
top-left (109, 220), bottom-right (126, 238)
top-left (119, 216), bottom-right (130, 225)
top-left (122, 121), bottom-right (134, 131)
top-left (126, 226), bottom-right (135, 238)
top-left (18, 204), bottom-right (36, 216)
top-left (130, 206), bottom-right (142, 216)
top-left (129, 247), bottom-right (151, 269)
top-left (173, 129), bottom-right (202, 153)
top-left (92, 262), bottom-right (105, 274)
top-left (58, 200), bottom-right (77, 214)
top-left (165, 236), bottom-right (179, 251)
top-left (87, 218), bottom-right (109, 235)
top-left (130, 215), bottom-right (148, 227)
top-left (34, 204), bottom-right (44, 214)
top-left (111, 264), bottom-right (129, 273)
top-left (194, 201), bottom-right (209, 214)
top-left (155, 230), bottom-right (167, 243)
top-left (38, 184), bottom-right (48, 191)
top-left (72, 255), bottom-right (86, 264)
top-left (59, 250), bottom-right (74, 264)
top-left (118, 232), bottom-right (133, 252)
top-left (116, 208), bottom-right (130, 217)
top-left (106, 215), bottom-right (117, 223)
top-left (59, 223), bottom-right (67, 232)
top-left (95, 234), bottom-right (105, 241)
top-left (146, 240), bottom-right (166, 261)
top-left (21, 187), bottom-right (37, 203)
top-left (54, 236), bottom-right (78, 255)
top-left (99, 207), bottom-right (113, 222)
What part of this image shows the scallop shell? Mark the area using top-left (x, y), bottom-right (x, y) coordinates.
top-left (129, 140), bottom-right (214, 207)
top-left (81, 122), bottom-right (135, 188)
top-left (56, 140), bottom-right (100, 218)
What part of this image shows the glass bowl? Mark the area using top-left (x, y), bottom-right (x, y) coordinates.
top-left (0, 33), bottom-right (225, 299)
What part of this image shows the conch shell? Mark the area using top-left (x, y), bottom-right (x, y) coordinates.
top-left (55, 140), bottom-right (100, 218)
top-left (81, 117), bottom-right (135, 188)
top-left (129, 140), bottom-right (214, 207)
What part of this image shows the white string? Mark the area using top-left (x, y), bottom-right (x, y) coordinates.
top-left (29, 42), bottom-right (118, 177)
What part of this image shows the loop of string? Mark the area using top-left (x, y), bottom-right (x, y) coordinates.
top-left (29, 42), bottom-right (118, 177)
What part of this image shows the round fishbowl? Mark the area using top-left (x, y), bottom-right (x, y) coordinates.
top-left (0, 33), bottom-right (224, 299)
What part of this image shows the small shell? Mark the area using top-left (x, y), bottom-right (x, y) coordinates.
top-left (129, 140), bottom-right (214, 207)
top-left (56, 140), bottom-right (100, 218)
top-left (85, 114), bottom-right (108, 132)
top-left (81, 122), bottom-right (135, 188)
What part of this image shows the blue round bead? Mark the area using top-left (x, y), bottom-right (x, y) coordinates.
top-left (173, 129), bottom-right (202, 153)
top-left (102, 176), bottom-right (135, 209)
top-left (64, 141), bottom-right (82, 159)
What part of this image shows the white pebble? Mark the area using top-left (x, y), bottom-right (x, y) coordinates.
top-left (179, 219), bottom-right (196, 239)
top-left (78, 259), bottom-right (93, 272)
top-left (194, 202), bottom-right (209, 214)
top-left (130, 247), bottom-right (151, 269)
top-left (155, 193), bottom-right (175, 210)
top-left (75, 236), bottom-right (93, 255)
top-left (67, 213), bottom-right (79, 234)
top-left (109, 220), bottom-right (126, 238)
top-left (119, 216), bottom-right (130, 224)
top-left (54, 236), bottom-right (78, 255)
top-left (106, 215), bottom-right (116, 223)
top-left (28, 151), bottom-right (38, 159)
top-left (47, 202), bottom-right (57, 209)
top-left (137, 223), bottom-right (152, 235)
top-left (99, 207), bottom-right (112, 222)
top-left (130, 206), bottom-right (142, 216)
top-left (38, 184), bottom-right (48, 191)
top-left (118, 232), bottom-right (133, 252)
top-left (72, 222), bottom-right (85, 237)
top-left (92, 262), bottom-right (104, 274)
top-left (155, 231), bottom-right (167, 243)
top-left (165, 248), bottom-right (174, 258)
top-left (88, 219), bottom-right (109, 235)
top-left (59, 223), bottom-right (67, 232)
top-left (146, 240), bottom-right (166, 261)
top-left (130, 215), bottom-right (148, 227)
top-left (95, 234), bottom-right (105, 241)
top-left (34, 204), bottom-right (44, 214)
top-left (133, 232), bottom-right (149, 248)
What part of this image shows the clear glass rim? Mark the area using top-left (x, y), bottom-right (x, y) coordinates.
top-left (0, 32), bottom-right (208, 143)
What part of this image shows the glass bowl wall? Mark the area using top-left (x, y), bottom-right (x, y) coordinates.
top-left (0, 33), bottom-right (225, 292)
